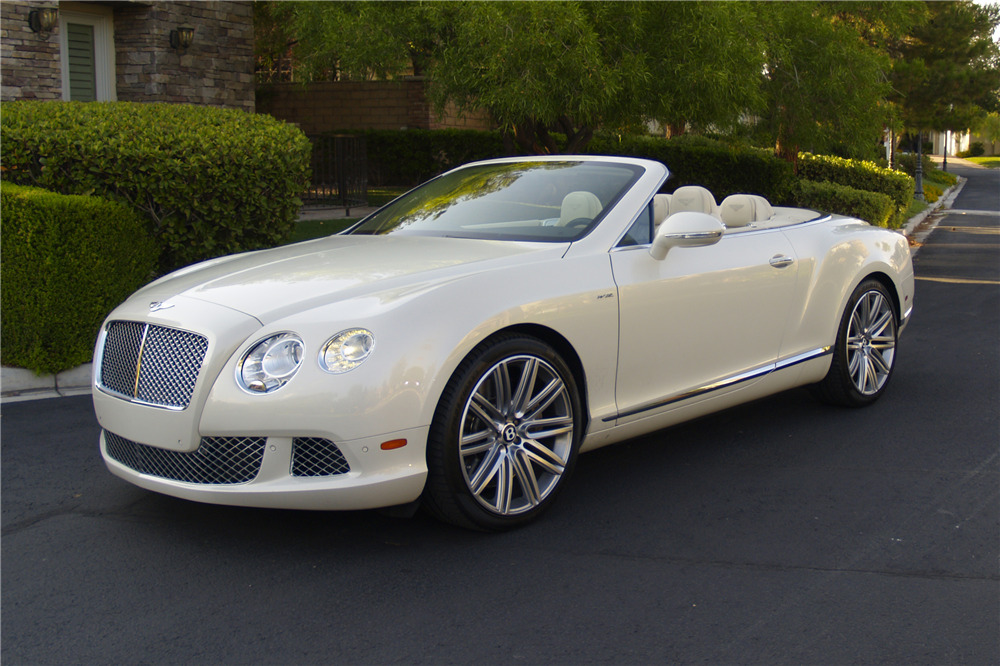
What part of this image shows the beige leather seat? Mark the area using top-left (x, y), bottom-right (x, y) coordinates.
top-left (653, 193), bottom-right (672, 230)
top-left (558, 191), bottom-right (603, 226)
top-left (670, 186), bottom-right (719, 217)
top-left (719, 194), bottom-right (774, 228)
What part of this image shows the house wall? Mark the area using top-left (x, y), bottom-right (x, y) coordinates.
top-left (257, 79), bottom-right (494, 134)
top-left (113, 1), bottom-right (254, 112)
top-left (930, 130), bottom-right (971, 157)
top-left (1, 0), bottom-right (254, 112)
top-left (0, 0), bottom-right (63, 101)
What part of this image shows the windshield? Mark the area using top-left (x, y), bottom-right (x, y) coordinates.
top-left (348, 161), bottom-right (644, 242)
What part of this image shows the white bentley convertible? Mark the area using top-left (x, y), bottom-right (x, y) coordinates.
top-left (93, 156), bottom-right (914, 530)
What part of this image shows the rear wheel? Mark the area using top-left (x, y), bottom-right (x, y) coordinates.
top-left (814, 279), bottom-right (898, 407)
top-left (423, 334), bottom-right (582, 530)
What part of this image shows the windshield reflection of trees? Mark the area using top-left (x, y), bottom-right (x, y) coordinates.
top-left (354, 162), bottom-right (582, 236)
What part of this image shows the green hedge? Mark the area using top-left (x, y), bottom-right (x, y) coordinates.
top-left (958, 142), bottom-right (985, 158)
top-left (791, 179), bottom-right (895, 227)
top-left (893, 152), bottom-right (936, 179)
top-left (797, 153), bottom-right (914, 228)
top-left (893, 153), bottom-right (959, 188)
top-left (1, 183), bottom-right (157, 375)
top-left (1, 101), bottom-right (311, 272)
top-left (587, 133), bottom-right (796, 203)
top-left (331, 129), bottom-right (506, 187)
top-left (339, 128), bottom-right (795, 202)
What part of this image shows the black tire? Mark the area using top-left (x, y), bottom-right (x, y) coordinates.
top-left (814, 278), bottom-right (898, 407)
top-left (423, 334), bottom-right (583, 531)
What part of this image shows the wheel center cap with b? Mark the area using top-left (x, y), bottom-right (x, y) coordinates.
top-left (501, 424), bottom-right (518, 444)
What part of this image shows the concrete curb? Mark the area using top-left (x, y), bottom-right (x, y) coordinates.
top-left (900, 176), bottom-right (966, 240)
top-left (2, 363), bottom-right (93, 403)
top-left (0, 183), bottom-right (968, 403)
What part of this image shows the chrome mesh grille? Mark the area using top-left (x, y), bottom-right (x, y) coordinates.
top-left (104, 430), bottom-right (266, 485)
top-left (291, 437), bottom-right (351, 477)
top-left (99, 321), bottom-right (208, 409)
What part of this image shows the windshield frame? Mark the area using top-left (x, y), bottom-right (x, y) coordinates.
top-left (344, 159), bottom-right (646, 243)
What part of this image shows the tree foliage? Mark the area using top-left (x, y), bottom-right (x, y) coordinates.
top-left (641, 2), bottom-right (766, 136)
top-left (431, 1), bottom-right (647, 153)
top-left (255, 0), bottom-right (1000, 160)
top-left (890, 1), bottom-right (1000, 134)
top-left (758, 1), bottom-right (907, 164)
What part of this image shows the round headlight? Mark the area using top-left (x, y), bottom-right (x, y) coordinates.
top-left (237, 333), bottom-right (304, 393)
top-left (319, 328), bottom-right (375, 374)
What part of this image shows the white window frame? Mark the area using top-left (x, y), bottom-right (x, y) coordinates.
top-left (59, 6), bottom-right (117, 101)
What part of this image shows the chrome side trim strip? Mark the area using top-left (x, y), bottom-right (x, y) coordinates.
top-left (774, 346), bottom-right (832, 371)
top-left (604, 346), bottom-right (832, 422)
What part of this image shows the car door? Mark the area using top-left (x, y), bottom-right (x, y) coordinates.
top-left (610, 228), bottom-right (799, 423)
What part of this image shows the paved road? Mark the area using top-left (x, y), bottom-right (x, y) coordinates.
top-left (3, 166), bottom-right (997, 665)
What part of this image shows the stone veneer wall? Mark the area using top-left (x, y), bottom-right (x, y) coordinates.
top-left (113, 1), bottom-right (254, 112)
top-left (1, 0), bottom-right (63, 101)
top-left (1, 0), bottom-right (253, 112)
top-left (258, 79), bottom-right (494, 134)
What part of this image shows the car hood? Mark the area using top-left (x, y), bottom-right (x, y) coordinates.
top-left (133, 234), bottom-right (567, 323)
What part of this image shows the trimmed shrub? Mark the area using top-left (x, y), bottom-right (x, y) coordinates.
top-left (894, 152), bottom-right (936, 180)
top-left (792, 179), bottom-right (895, 228)
top-left (958, 142), bottom-right (985, 158)
top-left (343, 128), bottom-right (795, 202)
top-left (798, 152), bottom-right (914, 227)
top-left (587, 133), bottom-right (796, 203)
top-left (1, 101), bottom-right (311, 272)
top-left (1, 183), bottom-right (157, 375)
top-left (922, 184), bottom-right (943, 203)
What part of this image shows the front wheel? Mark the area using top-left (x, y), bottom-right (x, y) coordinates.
top-left (814, 279), bottom-right (898, 407)
top-left (423, 334), bottom-right (582, 531)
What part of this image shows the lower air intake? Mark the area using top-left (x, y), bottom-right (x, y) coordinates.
top-left (291, 437), bottom-right (351, 477)
top-left (104, 430), bottom-right (266, 485)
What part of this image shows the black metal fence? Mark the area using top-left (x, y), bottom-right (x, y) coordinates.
top-left (302, 135), bottom-right (368, 214)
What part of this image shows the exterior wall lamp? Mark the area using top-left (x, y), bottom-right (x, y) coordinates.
top-left (29, 7), bottom-right (58, 33)
top-left (169, 26), bottom-right (194, 50)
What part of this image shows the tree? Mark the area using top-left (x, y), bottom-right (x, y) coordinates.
top-left (758, 2), bottom-right (900, 165)
top-left (890, 0), bottom-right (1000, 134)
top-left (254, 0), bottom-right (998, 161)
top-left (974, 111), bottom-right (1000, 147)
top-left (254, 0), bottom-right (299, 83)
top-left (429, 1), bottom-right (648, 153)
top-left (640, 2), bottom-right (766, 137)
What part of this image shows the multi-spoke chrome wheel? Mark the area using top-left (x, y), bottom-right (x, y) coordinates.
top-left (424, 335), bottom-right (582, 530)
top-left (845, 289), bottom-right (896, 396)
top-left (459, 354), bottom-right (574, 516)
top-left (814, 279), bottom-right (899, 407)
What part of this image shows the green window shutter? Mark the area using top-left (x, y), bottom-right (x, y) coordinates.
top-left (66, 23), bottom-right (97, 102)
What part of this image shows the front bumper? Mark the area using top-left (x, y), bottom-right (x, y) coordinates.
top-left (100, 426), bottom-right (429, 510)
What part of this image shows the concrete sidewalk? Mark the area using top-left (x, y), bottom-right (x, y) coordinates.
top-left (0, 177), bottom-right (969, 403)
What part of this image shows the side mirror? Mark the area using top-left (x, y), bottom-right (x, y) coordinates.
top-left (649, 212), bottom-right (724, 260)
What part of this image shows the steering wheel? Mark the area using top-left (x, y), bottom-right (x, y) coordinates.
top-left (565, 217), bottom-right (592, 230)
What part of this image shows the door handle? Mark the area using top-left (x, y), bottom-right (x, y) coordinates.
top-left (769, 255), bottom-right (794, 269)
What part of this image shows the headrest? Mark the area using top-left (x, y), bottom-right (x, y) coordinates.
top-left (719, 194), bottom-right (774, 228)
top-left (653, 194), bottom-right (671, 229)
top-left (671, 186), bottom-right (718, 216)
top-left (558, 191), bottom-right (603, 226)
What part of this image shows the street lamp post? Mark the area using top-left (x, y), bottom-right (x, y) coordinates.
top-left (943, 129), bottom-right (949, 173)
top-left (915, 130), bottom-right (925, 202)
